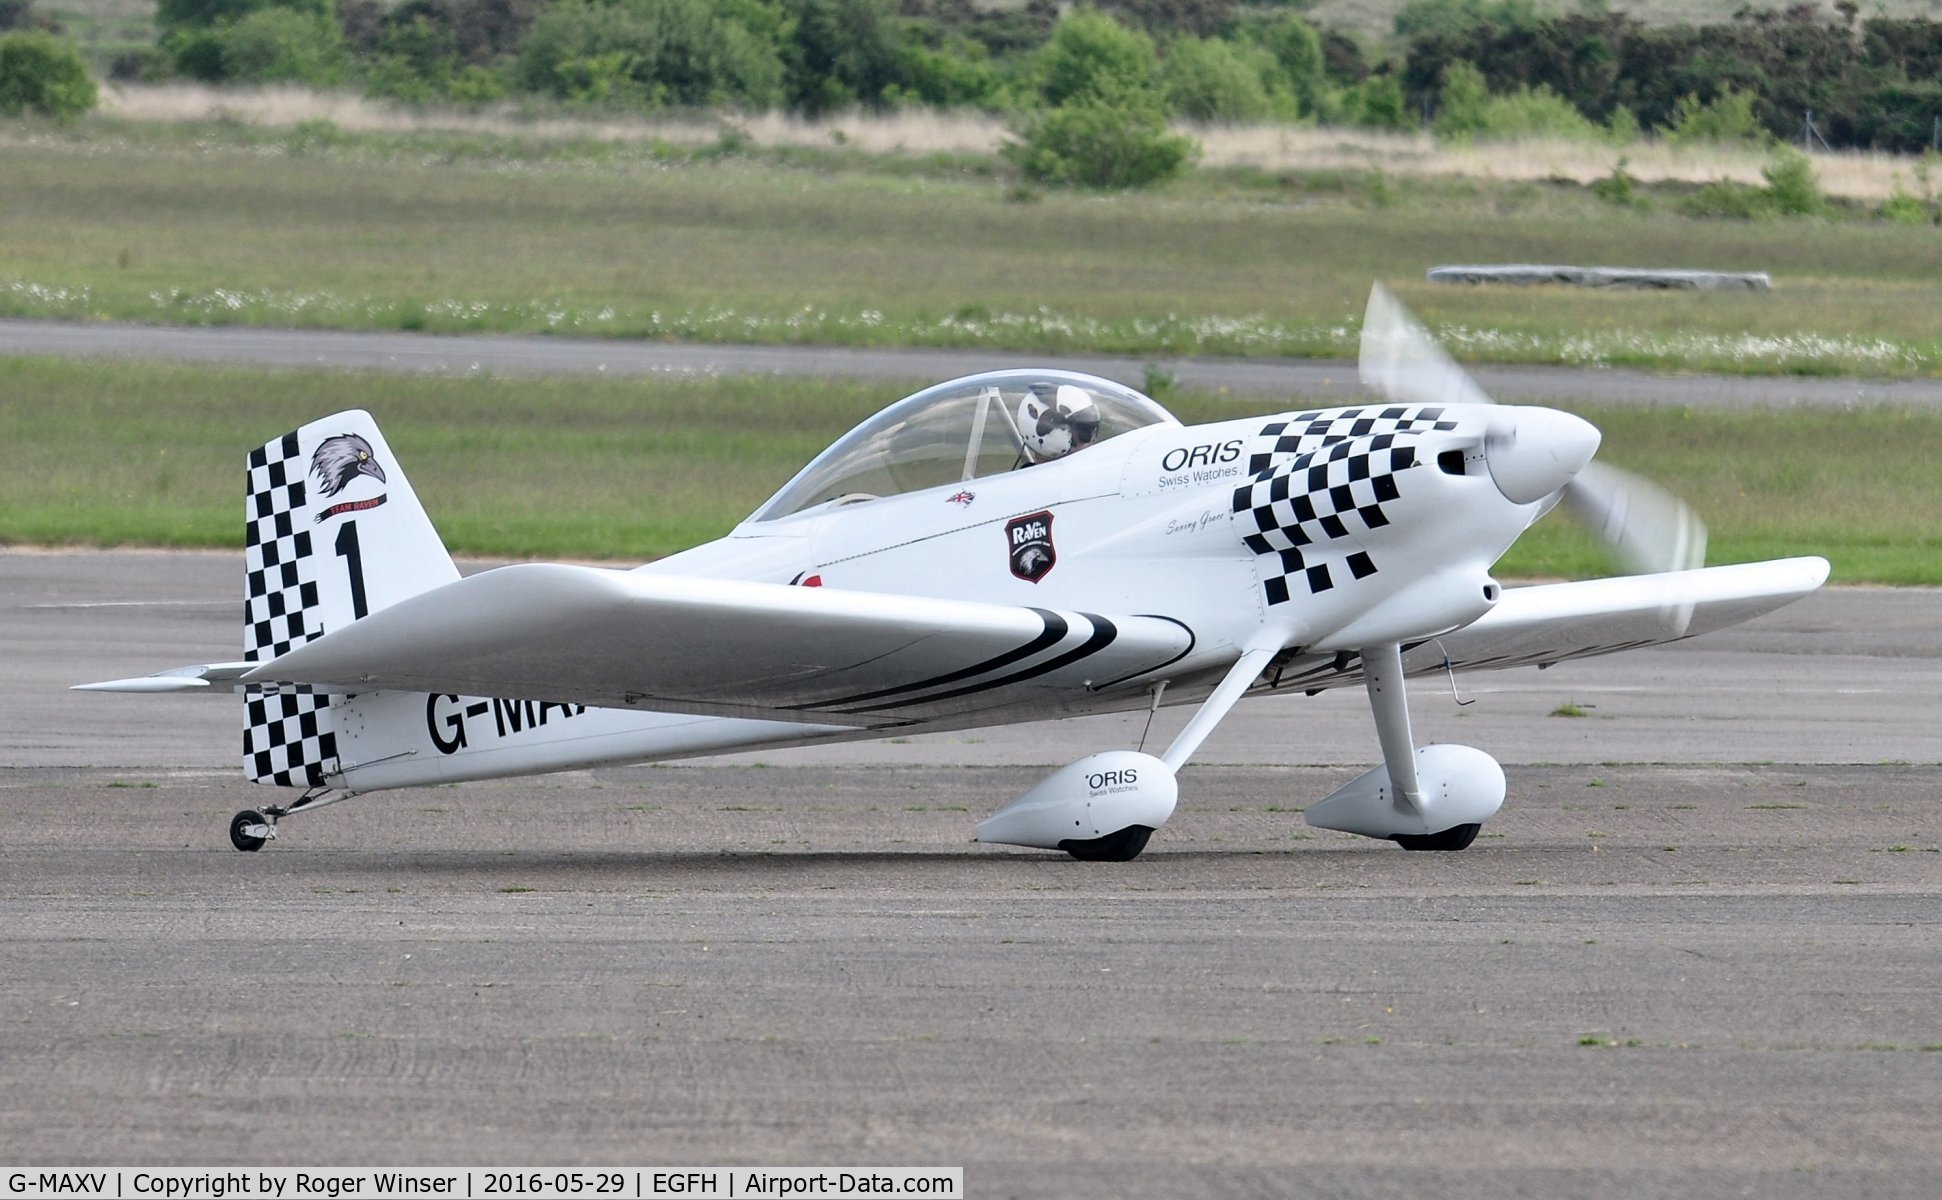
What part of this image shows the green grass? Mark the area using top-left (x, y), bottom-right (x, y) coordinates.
top-left (1488, 404), bottom-right (1942, 582)
top-left (3, 355), bottom-right (1937, 580)
top-left (0, 357), bottom-right (895, 559)
top-left (3, 122), bottom-right (1942, 374)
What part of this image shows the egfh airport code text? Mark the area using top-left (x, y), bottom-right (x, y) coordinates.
top-left (3, 1171), bottom-right (963, 1200)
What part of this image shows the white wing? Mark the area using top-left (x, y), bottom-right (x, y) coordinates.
top-left (1268, 557), bottom-right (1829, 692)
top-left (224, 564), bottom-right (1195, 728)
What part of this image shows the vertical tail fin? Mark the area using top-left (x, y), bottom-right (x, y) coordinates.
top-left (243, 411), bottom-right (457, 786)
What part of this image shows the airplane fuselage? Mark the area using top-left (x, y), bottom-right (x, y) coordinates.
top-left (327, 402), bottom-right (1549, 796)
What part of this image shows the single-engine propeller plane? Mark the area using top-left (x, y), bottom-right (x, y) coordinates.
top-left (80, 287), bottom-right (1828, 859)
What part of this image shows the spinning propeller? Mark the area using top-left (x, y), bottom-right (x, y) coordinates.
top-left (1358, 284), bottom-right (1706, 577)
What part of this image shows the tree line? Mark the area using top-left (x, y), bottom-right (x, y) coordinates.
top-left (3, 0), bottom-right (1941, 177)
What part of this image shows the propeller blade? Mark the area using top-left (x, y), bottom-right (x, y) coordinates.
top-left (1356, 283), bottom-right (1707, 578)
top-left (1358, 283), bottom-right (1494, 410)
top-left (1559, 462), bottom-right (1708, 577)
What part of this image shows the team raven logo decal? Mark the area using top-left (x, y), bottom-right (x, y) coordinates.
top-left (311, 433), bottom-right (389, 523)
top-left (1007, 511), bottom-right (1056, 583)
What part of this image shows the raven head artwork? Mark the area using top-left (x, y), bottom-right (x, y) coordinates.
top-left (311, 434), bottom-right (387, 498)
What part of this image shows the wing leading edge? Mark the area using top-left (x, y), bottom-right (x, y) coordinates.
top-left (240, 563), bottom-right (1198, 727)
top-left (1269, 556), bottom-right (1830, 692)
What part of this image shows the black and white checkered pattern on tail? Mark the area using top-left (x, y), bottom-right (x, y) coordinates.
top-left (243, 430), bottom-right (341, 788)
top-left (1232, 409), bottom-right (1437, 607)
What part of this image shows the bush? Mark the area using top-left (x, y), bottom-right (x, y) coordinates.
top-left (1478, 83), bottom-right (1599, 139)
top-left (1342, 73), bottom-right (1411, 130)
top-left (1677, 178), bottom-right (1768, 219)
top-left (1590, 156), bottom-right (1642, 208)
top-left (783, 0), bottom-right (910, 114)
top-left (894, 42), bottom-right (1004, 110)
top-left (1761, 145), bottom-right (1827, 217)
top-left (1665, 88), bottom-right (1766, 145)
top-left (1161, 35), bottom-right (1270, 122)
top-left (1431, 58), bottom-right (1602, 142)
top-left (1005, 81), bottom-right (1195, 188)
top-left (171, 8), bottom-right (347, 84)
top-left (1035, 7), bottom-right (1157, 106)
top-left (1253, 14), bottom-right (1326, 117)
top-left (1430, 58), bottom-right (1488, 138)
top-left (516, 0), bottom-right (786, 110)
top-left (0, 30), bottom-right (97, 119)
top-left (1877, 178), bottom-right (1932, 225)
top-left (1604, 104), bottom-right (1640, 144)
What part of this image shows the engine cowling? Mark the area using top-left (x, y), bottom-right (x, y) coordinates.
top-left (976, 751), bottom-right (1177, 851)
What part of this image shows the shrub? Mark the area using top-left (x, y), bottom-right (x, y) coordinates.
top-left (1161, 35), bottom-right (1270, 122)
top-left (0, 30), bottom-right (97, 119)
top-left (1590, 156), bottom-right (1642, 208)
top-left (1604, 104), bottom-right (1640, 145)
top-left (1255, 14), bottom-right (1326, 117)
top-left (1877, 179), bottom-right (1932, 225)
top-left (1665, 87), bottom-right (1766, 145)
top-left (517, 0), bottom-right (785, 110)
top-left (1761, 145), bottom-right (1827, 216)
top-left (1342, 73), bottom-right (1411, 130)
top-left (1004, 80), bottom-right (1195, 188)
top-left (894, 42), bottom-right (1004, 110)
top-left (1035, 7), bottom-right (1157, 106)
top-left (1431, 59), bottom-right (1601, 142)
top-left (1431, 58), bottom-right (1488, 138)
top-left (171, 8), bottom-right (347, 84)
top-left (1477, 83), bottom-right (1600, 139)
top-left (783, 0), bottom-right (910, 114)
top-left (1677, 178), bottom-right (1768, 219)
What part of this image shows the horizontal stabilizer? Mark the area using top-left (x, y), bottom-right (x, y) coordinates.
top-left (74, 662), bottom-right (254, 694)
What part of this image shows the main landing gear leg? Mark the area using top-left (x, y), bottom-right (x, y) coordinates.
top-left (1302, 642), bottom-right (1506, 848)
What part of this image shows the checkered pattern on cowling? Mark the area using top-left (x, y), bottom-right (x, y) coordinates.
top-left (1242, 405), bottom-right (1458, 477)
top-left (243, 430), bottom-right (340, 788)
top-left (1231, 425), bottom-right (1422, 607)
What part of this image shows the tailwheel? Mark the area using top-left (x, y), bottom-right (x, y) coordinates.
top-left (228, 809), bottom-right (273, 852)
top-left (1059, 825), bottom-right (1154, 862)
top-left (1393, 823), bottom-right (1482, 852)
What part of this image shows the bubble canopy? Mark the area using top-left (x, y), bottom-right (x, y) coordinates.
top-left (750, 370), bottom-right (1182, 522)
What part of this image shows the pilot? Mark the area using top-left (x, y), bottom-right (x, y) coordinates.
top-left (1017, 383), bottom-right (1101, 465)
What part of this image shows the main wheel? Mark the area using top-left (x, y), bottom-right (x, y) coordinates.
top-left (1059, 825), bottom-right (1154, 862)
top-left (229, 810), bottom-right (269, 852)
top-left (1393, 823), bottom-right (1482, 852)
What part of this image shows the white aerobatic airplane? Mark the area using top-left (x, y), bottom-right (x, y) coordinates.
top-left (80, 288), bottom-right (1829, 859)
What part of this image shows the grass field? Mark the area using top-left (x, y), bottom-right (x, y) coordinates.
top-left (4, 118), bottom-right (1941, 376)
top-left (3, 357), bottom-right (1935, 583)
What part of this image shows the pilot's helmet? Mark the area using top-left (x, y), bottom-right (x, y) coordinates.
top-left (1018, 383), bottom-right (1102, 461)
